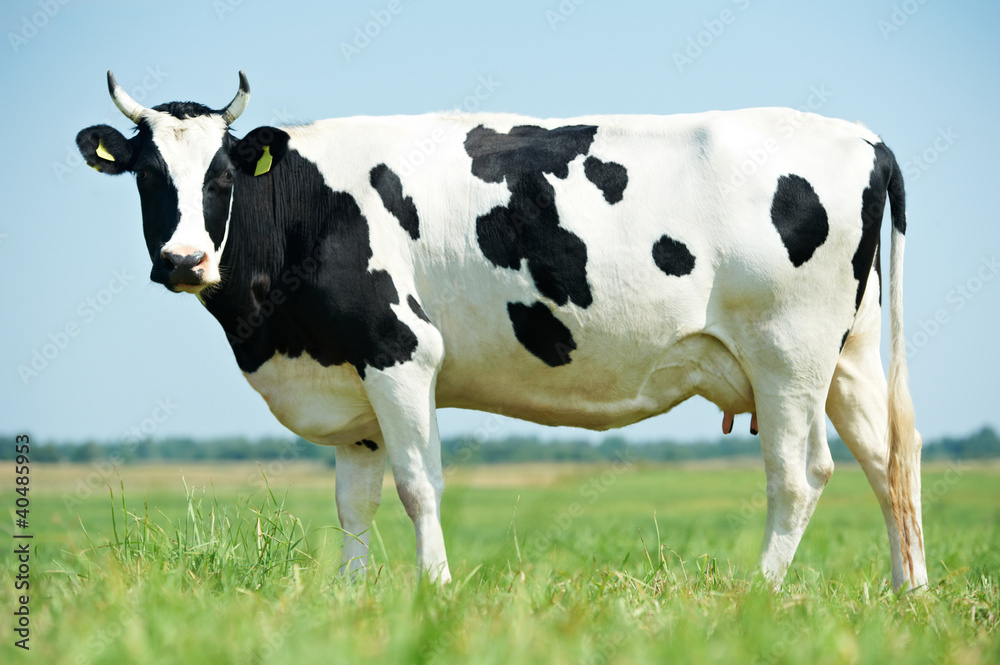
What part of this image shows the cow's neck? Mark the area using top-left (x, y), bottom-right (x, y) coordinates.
top-left (201, 168), bottom-right (285, 372)
top-left (202, 154), bottom-right (417, 379)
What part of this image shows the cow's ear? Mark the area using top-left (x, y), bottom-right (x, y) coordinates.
top-left (230, 126), bottom-right (290, 177)
top-left (76, 125), bottom-right (134, 175)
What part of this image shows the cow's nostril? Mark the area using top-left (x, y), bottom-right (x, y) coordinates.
top-left (164, 251), bottom-right (206, 271)
top-left (182, 251), bottom-right (207, 269)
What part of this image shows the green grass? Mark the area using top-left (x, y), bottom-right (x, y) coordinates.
top-left (3, 461), bottom-right (998, 664)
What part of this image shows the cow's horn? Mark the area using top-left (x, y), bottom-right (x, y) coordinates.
top-left (220, 71), bottom-right (250, 125)
top-left (107, 70), bottom-right (147, 124)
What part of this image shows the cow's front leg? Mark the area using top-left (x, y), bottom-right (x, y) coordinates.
top-left (335, 434), bottom-right (387, 579)
top-left (363, 338), bottom-right (451, 583)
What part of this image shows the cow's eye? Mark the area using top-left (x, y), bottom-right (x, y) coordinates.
top-left (136, 170), bottom-right (148, 182)
top-left (219, 169), bottom-right (234, 185)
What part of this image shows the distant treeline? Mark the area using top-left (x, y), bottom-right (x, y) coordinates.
top-left (4, 426), bottom-right (999, 465)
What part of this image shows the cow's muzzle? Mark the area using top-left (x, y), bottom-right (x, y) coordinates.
top-left (154, 246), bottom-right (210, 292)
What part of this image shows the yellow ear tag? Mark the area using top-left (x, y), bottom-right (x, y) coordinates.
top-left (254, 145), bottom-right (273, 176)
top-left (96, 139), bottom-right (115, 162)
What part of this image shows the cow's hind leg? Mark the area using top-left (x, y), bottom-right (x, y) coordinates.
top-left (827, 332), bottom-right (928, 591)
top-left (335, 434), bottom-right (387, 578)
top-left (755, 386), bottom-right (835, 588)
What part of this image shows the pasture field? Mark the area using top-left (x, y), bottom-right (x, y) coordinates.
top-left (2, 459), bottom-right (998, 664)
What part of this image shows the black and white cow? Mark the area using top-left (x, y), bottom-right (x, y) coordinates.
top-left (77, 72), bottom-right (927, 590)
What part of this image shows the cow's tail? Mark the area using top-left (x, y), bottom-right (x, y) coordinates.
top-left (884, 147), bottom-right (922, 584)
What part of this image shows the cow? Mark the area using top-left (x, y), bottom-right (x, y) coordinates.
top-left (76, 71), bottom-right (927, 591)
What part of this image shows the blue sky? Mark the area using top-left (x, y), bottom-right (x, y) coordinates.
top-left (1, 0), bottom-right (997, 445)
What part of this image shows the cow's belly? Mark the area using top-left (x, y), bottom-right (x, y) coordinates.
top-left (243, 353), bottom-right (378, 446)
top-left (436, 332), bottom-right (755, 430)
top-left (243, 336), bottom-right (755, 441)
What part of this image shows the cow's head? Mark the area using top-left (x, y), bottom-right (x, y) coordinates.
top-left (77, 71), bottom-right (286, 295)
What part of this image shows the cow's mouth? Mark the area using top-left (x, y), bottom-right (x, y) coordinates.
top-left (170, 282), bottom-right (204, 294)
top-left (150, 265), bottom-right (206, 293)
